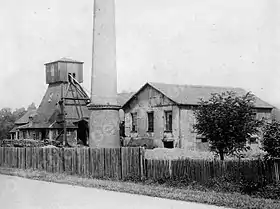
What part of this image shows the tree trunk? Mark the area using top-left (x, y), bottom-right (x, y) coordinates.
top-left (219, 150), bottom-right (224, 161)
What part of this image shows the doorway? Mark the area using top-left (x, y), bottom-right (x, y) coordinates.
top-left (77, 120), bottom-right (89, 146)
top-left (41, 129), bottom-right (46, 140)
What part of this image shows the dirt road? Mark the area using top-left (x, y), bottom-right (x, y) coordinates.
top-left (0, 174), bottom-right (229, 209)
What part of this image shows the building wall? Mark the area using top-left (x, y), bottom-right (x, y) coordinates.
top-left (179, 106), bottom-right (272, 151)
top-left (124, 85), bottom-right (273, 151)
top-left (179, 107), bottom-right (197, 150)
top-left (46, 62), bottom-right (83, 84)
top-left (124, 85), bottom-right (180, 148)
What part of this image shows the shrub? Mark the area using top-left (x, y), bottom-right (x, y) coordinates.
top-left (255, 183), bottom-right (280, 199)
top-left (1, 139), bottom-right (48, 147)
top-left (124, 137), bottom-right (155, 149)
top-left (262, 120), bottom-right (280, 158)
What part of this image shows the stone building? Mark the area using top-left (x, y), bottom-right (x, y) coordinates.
top-left (122, 82), bottom-right (273, 150)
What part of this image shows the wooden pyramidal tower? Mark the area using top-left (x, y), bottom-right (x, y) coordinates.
top-left (16, 58), bottom-right (92, 146)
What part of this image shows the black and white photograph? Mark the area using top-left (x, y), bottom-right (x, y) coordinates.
top-left (0, 0), bottom-right (280, 208)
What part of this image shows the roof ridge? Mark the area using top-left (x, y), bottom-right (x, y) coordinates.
top-left (149, 81), bottom-right (245, 90)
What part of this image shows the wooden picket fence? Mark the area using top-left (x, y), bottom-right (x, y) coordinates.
top-left (0, 147), bottom-right (145, 180)
top-left (145, 158), bottom-right (280, 184)
top-left (0, 147), bottom-right (280, 184)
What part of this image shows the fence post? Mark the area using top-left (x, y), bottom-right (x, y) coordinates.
top-left (274, 158), bottom-right (280, 183)
top-left (169, 160), bottom-right (172, 178)
top-left (0, 147), bottom-right (3, 166)
top-left (139, 147), bottom-right (145, 180)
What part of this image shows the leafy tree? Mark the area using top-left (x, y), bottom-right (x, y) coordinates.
top-left (13, 107), bottom-right (27, 119)
top-left (0, 107), bottom-right (27, 140)
top-left (193, 91), bottom-right (263, 160)
top-left (262, 120), bottom-right (280, 158)
top-left (0, 108), bottom-right (16, 140)
top-left (27, 102), bottom-right (36, 111)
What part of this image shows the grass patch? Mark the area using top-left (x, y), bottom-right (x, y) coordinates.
top-left (0, 167), bottom-right (280, 209)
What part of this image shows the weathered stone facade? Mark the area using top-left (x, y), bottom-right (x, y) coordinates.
top-left (124, 85), bottom-right (180, 148)
top-left (123, 83), bottom-right (273, 151)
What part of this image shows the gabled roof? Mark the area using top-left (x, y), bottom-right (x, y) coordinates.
top-left (117, 92), bottom-right (135, 107)
top-left (9, 126), bottom-right (18, 133)
top-left (123, 82), bottom-right (274, 109)
top-left (14, 109), bottom-right (37, 125)
top-left (45, 57), bottom-right (84, 65)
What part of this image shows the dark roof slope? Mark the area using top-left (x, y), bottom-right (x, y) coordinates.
top-left (15, 83), bottom-right (133, 130)
top-left (123, 82), bottom-right (273, 109)
top-left (14, 109), bottom-right (37, 125)
top-left (117, 92), bottom-right (135, 106)
top-left (34, 83), bottom-right (91, 125)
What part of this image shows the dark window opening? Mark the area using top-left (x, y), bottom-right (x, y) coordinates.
top-left (77, 120), bottom-right (89, 146)
top-left (41, 130), bottom-right (46, 140)
top-left (120, 121), bottom-right (125, 138)
top-left (196, 135), bottom-right (207, 143)
top-left (131, 113), bottom-right (137, 132)
top-left (201, 137), bottom-right (208, 143)
top-left (165, 111), bottom-right (172, 132)
top-left (147, 112), bottom-right (154, 132)
top-left (73, 73), bottom-right (76, 79)
top-left (163, 141), bottom-right (174, 149)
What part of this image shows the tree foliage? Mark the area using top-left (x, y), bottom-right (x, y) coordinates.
top-left (27, 102), bottom-right (36, 111)
top-left (0, 107), bottom-right (28, 140)
top-left (193, 91), bottom-right (263, 160)
top-left (262, 120), bottom-right (280, 158)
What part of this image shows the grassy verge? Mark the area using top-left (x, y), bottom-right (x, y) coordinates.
top-left (0, 167), bottom-right (279, 209)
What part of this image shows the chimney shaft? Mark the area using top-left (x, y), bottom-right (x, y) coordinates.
top-left (88, 0), bottom-right (120, 148)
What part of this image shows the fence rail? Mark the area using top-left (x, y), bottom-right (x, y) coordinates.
top-left (0, 147), bottom-right (145, 180)
top-left (145, 158), bottom-right (279, 184)
top-left (0, 147), bottom-right (279, 184)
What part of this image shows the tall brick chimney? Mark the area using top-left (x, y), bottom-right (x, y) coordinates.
top-left (88, 0), bottom-right (120, 148)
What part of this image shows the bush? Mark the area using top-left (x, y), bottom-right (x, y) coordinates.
top-left (205, 176), bottom-right (241, 193)
top-left (255, 183), bottom-right (280, 199)
top-left (239, 178), bottom-right (266, 195)
top-left (262, 120), bottom-right (280, 158)
top-left (124, 137), bottom-right (155, 149)
top-left (1, 139), bottom-right (48, 147)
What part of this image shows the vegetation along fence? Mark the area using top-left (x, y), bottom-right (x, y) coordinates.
top-left (146, 158), bottom-right (280, 185)
top-left (0, 147), bottom-right (280, 184)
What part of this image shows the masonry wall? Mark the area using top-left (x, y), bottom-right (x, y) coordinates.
top-left (124, 86), bottom-right (273, 150)
top-left (179, 107), bottom-right (198, 150)
top-left (124, 86), bottom-right (180, 148)
top-left (179, 107), bottom-right (273, 151)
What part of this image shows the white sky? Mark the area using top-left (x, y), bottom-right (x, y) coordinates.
top-left (0, 0), bottom-right (280, 109)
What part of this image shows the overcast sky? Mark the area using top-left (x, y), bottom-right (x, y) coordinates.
top-left (0, 0), bottom-right (280, 110)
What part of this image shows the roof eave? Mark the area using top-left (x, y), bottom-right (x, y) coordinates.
top-left (44, 60), bottom-right (84, 65)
